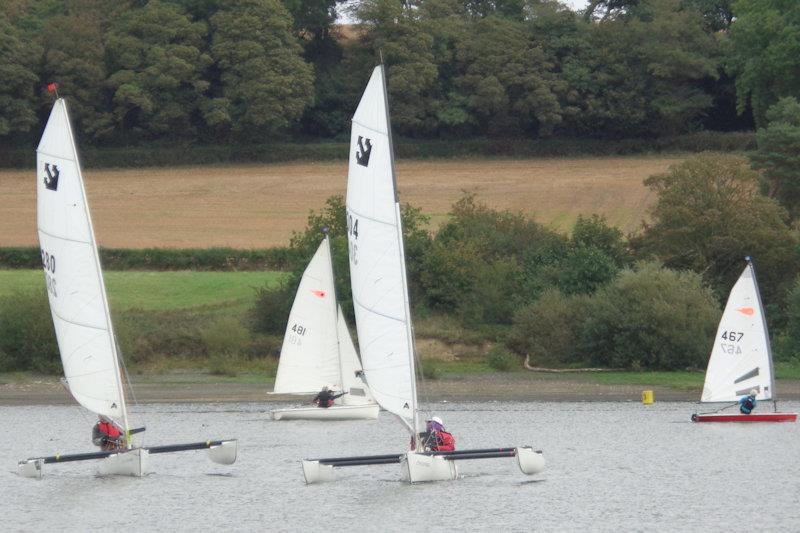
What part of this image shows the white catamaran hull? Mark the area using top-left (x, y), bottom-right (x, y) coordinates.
top-left (271, 403), bottom-right (379, 421)
top-left (402, 452), bottom-right (458, 483)
top-left (98, 448), bottom-right (148, 477)
top-left (18, 458), bottom-right (45, 479)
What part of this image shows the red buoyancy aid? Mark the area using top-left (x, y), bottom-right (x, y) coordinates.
top-left (98, 420), bottom-right (122, 438)
top-left (436, 431), bottom-right (455, 452)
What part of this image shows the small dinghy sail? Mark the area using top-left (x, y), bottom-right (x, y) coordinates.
top-left (18, 95), bottom-right (238, 479)
top-left (270, 231), bottom-right (379, 420)
top-left (692, 257), bottom-right (797, 423)
top-left (301, 64), bottom-right (545, 483)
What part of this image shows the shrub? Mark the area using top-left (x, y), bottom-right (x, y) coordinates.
top-left (487, 346), bottom-right (517, 371)
top-left (420, 360), bottom-right (441, 380)
top-left (250, 282), bottom-right (297, 335)
top-left (0, 290), bottom-right (60, 373)
top-left (115, 309), bottom-right (208, 364)
top-left (202, 317), bottom-right (252, 377)
top-left (578, 262), bottom-right (720, 370)
top-left (507, 289), bottom-right (591, 367)
top-left (0, 247), bottom-right (291, 271)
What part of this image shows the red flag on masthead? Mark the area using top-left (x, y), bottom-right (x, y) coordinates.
top-left (47, 83), bottom-right (58, 94)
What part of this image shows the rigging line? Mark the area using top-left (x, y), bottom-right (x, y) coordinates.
top-left (116, 338), bottom-right (144, 441)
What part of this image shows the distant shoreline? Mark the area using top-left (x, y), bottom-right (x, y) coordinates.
top-left (3, 373), bottom-right (798, 405)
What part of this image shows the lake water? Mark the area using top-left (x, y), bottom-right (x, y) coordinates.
top-left (3, 400), bottom-right (799, 531)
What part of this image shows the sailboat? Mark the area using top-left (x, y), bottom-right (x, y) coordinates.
top-left (270, 231), bottom-right (379, 420)
top-left (18, 95), bottom-right (238, 478)
top-left (301, 64), bottom-right (545, 483)
top-left (692, 257), bottom-right (797, 423)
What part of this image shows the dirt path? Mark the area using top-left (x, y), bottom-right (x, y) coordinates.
top-left (4, 373), bottom-right (797, 405)
top-left (1, 156), bottom-right (682, 248)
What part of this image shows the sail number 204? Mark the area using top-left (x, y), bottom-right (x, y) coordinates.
top-left (720, 330), bottom-right (743, 355)
top-left (40, 249), bottom-right (57, 297)
top-left (347, 212), bottom-right (359, 265)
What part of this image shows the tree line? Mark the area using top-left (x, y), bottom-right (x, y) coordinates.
top-left (2, 0), bottom-right (797, 146)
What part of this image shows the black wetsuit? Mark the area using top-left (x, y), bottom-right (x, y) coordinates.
top-left (313, 390), bottom-right (344, 408)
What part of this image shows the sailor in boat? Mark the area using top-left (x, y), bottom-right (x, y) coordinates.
top-left (312, 385), bottom-right (346, 409)
top-left (92, 415), bottom-right (125, 451)
top-left (410, 417), bottom-right (456, 452)
top-left (738, 389), bottom-right (758, 415)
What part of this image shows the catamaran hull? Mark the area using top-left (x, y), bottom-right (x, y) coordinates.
top-left (271, 403), bottom-right (379, 421)
top-left (516, 446), bottom-right (546, 475)
top-left (402, 452), bottom-right (458, 483)
top-left (692, 412), bottom-right (797, 422)
top-left (98, 448), bottom-right (148, 477)
top-left (18, 458), bottom-right (45, 479)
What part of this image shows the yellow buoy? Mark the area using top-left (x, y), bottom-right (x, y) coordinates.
top-left (642, 390), bottom-right (654, 404)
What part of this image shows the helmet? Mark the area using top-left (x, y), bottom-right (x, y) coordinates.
top-left (430, 416), bottom-right (443, 426)
top-left (321, 385), bottom-right (329, 391)
top-left (750, 388), bottom-right (758, 397)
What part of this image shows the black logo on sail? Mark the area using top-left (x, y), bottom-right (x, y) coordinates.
top-left (403, 402), bottom-right (409, 409)
top-left (44, 163), bottom-right (60, 191)
top-left (356, 136), bottom-right (372, 167)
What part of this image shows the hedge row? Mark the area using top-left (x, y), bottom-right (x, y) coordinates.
top-left (0, 132), bottom-right (756, 169)
top-left (0, 247), bottom-right (291, 271)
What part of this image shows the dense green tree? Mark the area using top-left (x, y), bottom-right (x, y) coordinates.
top-left (632, 153), bottom-right (798, 305)
top-left (39, 1), bottom-right (117, 140)
top-left (725, 0), bottom-right (800, 127)
top-left (106, 0), bottom-right (211, 139)
top-left (357, 0), bottom-right (439, 134)
top-left (454, 15), bottom-right (562, 136)
top-left (209, 0), bottom-right (314, 138)
top-left (579, 262), bottom-right (720, 370)
top-left (750, 97), bottom-right (800, 218)
top-left (0, 12), bottom-right (40, 136)
top-left (568, 0), bottom-right (717, 136)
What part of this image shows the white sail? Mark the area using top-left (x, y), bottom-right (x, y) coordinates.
top-left (36, 99), bottom-right (128, 428)
top-left (273, 238), bottom-right (341, 393)
top-left (337, 305), bottom-right (374, 405)
top-left (701, 260), bottom-right (775, 402)
top-left (346, 66), bottom-right (418, 430)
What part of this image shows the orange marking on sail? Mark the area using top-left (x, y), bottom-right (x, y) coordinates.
top-left (736, 307), bottom-right (754, 316)
top-left (311, 290), bottom-right (326, 298)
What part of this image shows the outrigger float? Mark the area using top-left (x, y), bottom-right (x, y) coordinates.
top-left (302, 63), bottom-right (545, 484)
top-left (19, 93), bottom-right (238, 478)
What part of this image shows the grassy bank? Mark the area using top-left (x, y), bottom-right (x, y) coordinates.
top-left (0, 270), bottom-right (288, 311)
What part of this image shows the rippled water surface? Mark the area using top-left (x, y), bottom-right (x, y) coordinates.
top-left (3, 400), bottom-right (799, 531)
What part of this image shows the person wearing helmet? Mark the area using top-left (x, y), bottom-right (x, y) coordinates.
top-left (92, 415), bottom-right (125, 451)
top-left (312, 384), bottom-right (346, 408)
top-left (738, 389), bottom-right (759, 415)
top-left (410, 416), bottom-right (456, 452)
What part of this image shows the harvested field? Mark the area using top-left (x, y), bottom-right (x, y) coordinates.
top-left (1, 156), bottom-right (685, 248)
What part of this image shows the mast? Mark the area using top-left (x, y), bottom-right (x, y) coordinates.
top-left (62, 98), bottom-right (131, 442)
top-left (747, 256), bottom-right (777, 411)
top-left (379, 62), bottom-right (420, 437)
